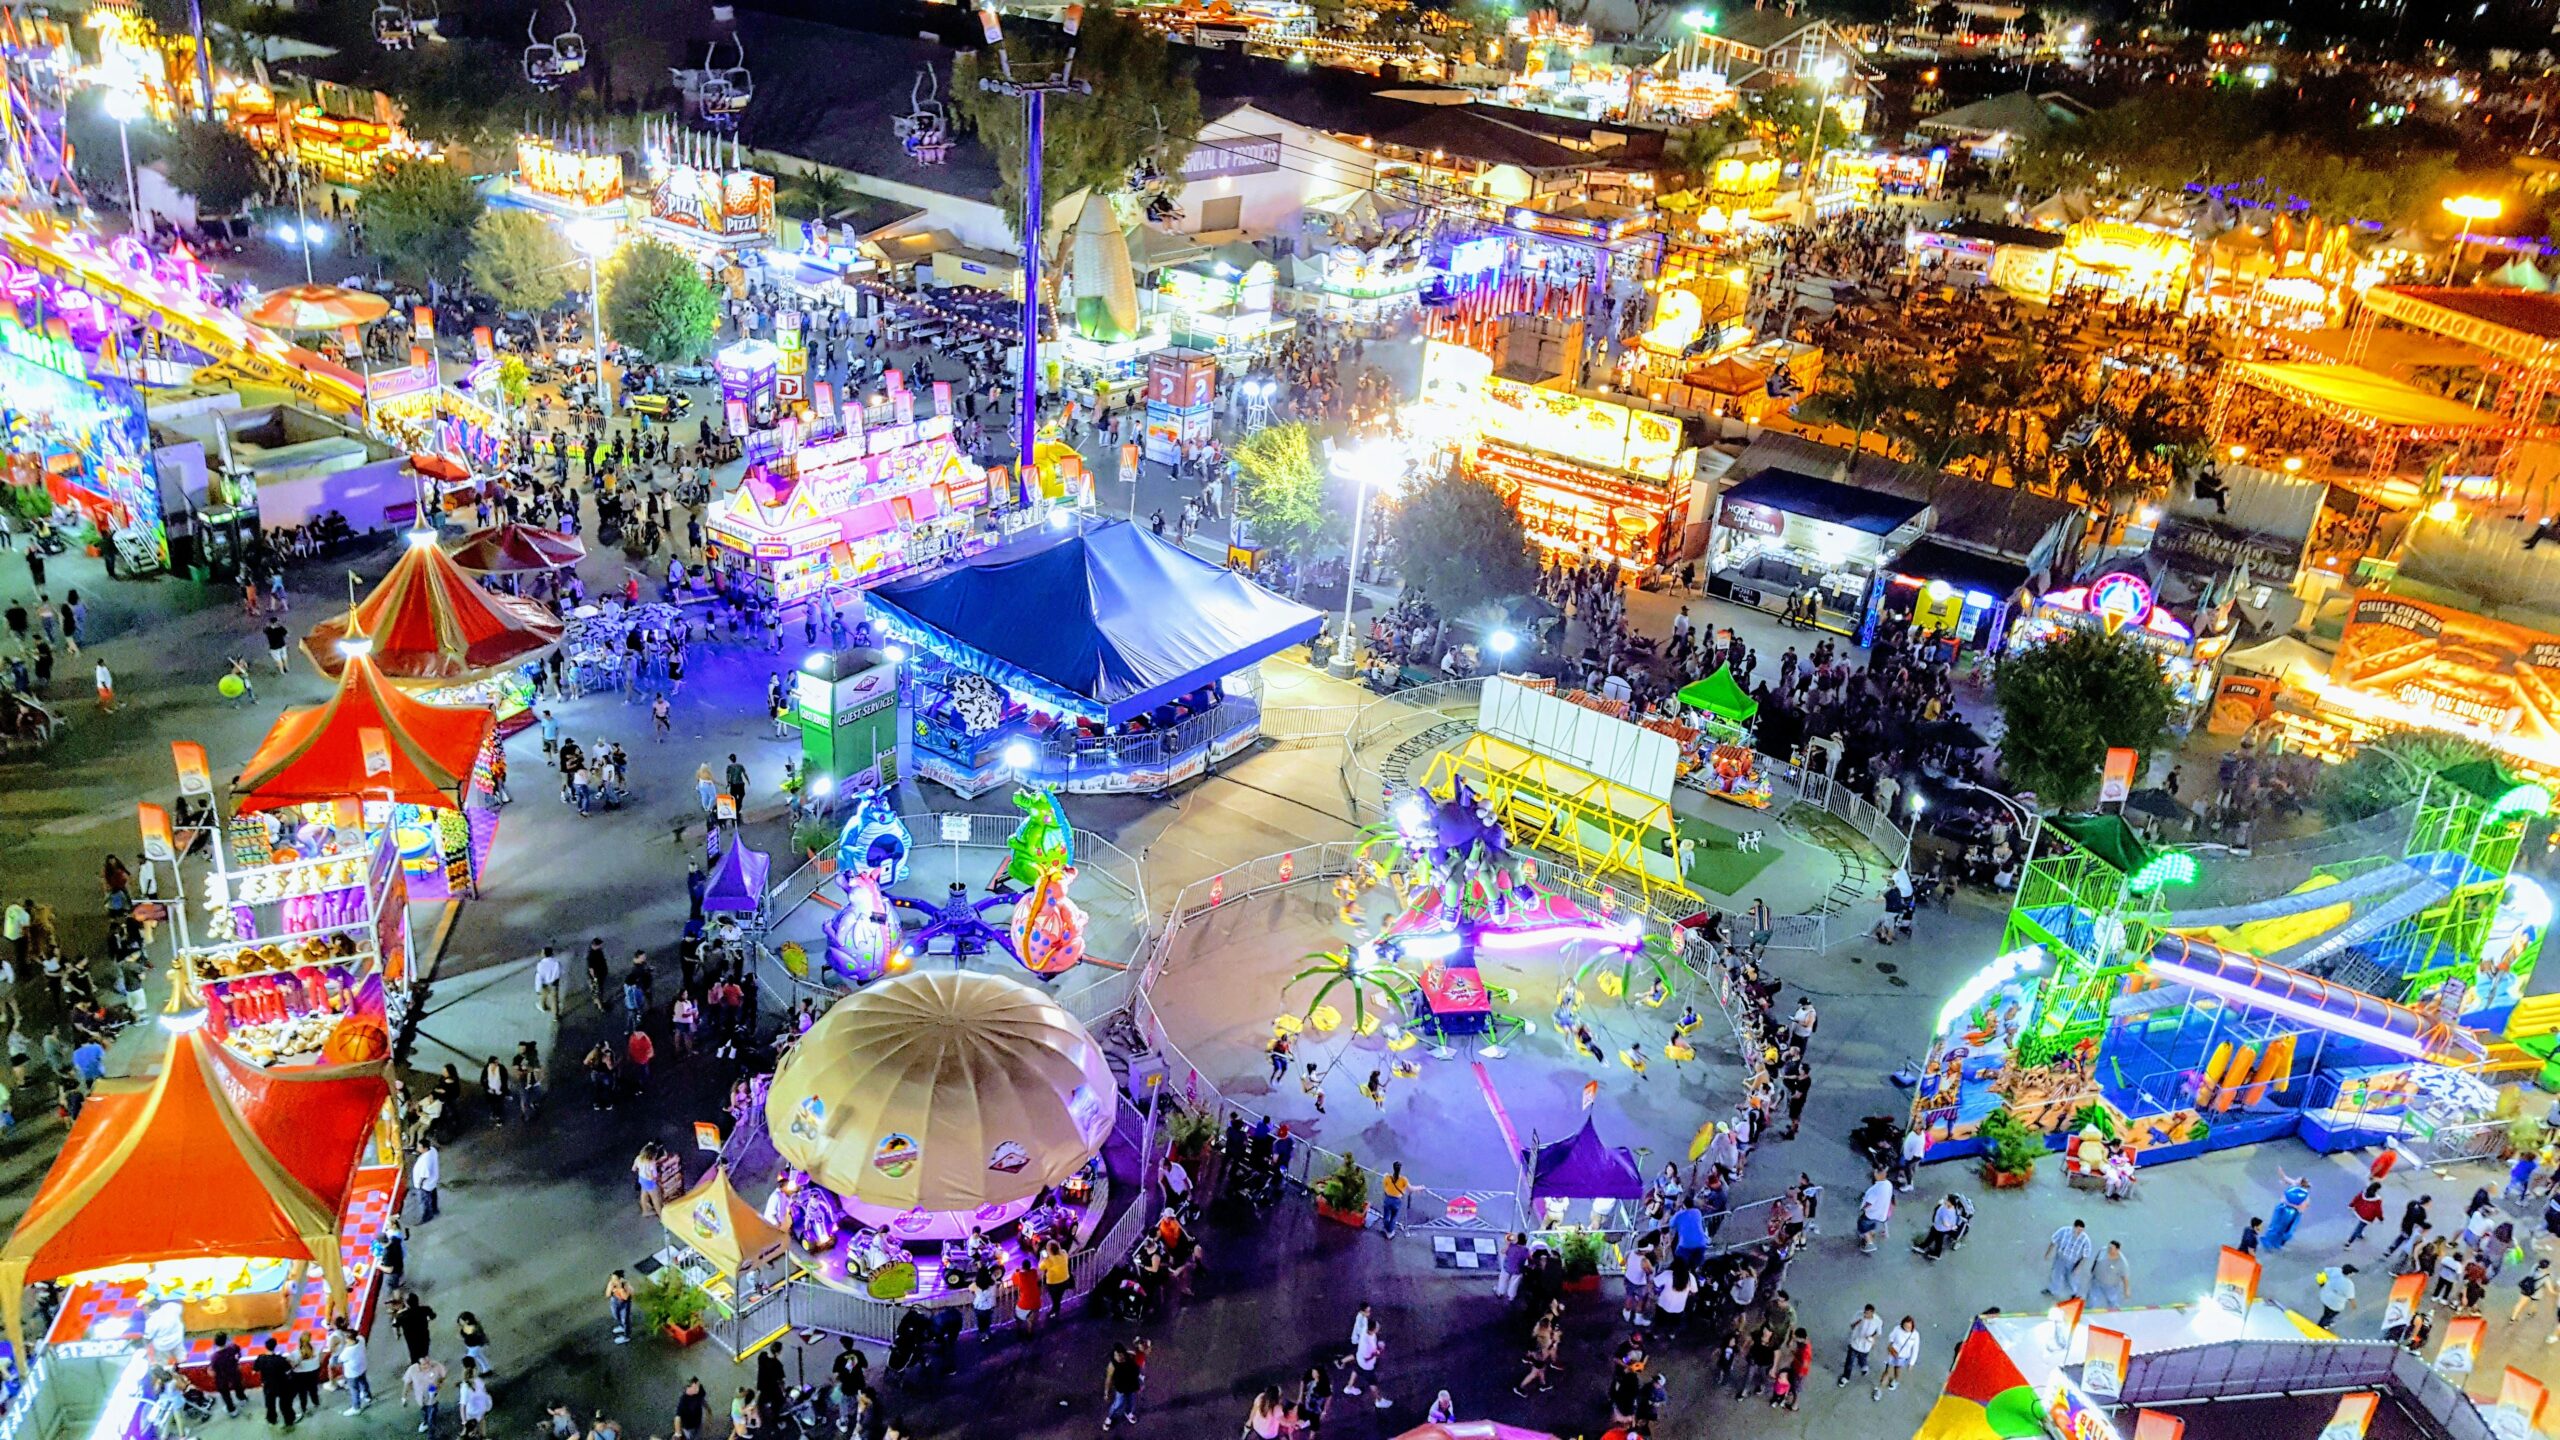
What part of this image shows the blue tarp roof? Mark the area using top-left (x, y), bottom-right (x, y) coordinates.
top-left (1721, 469), bottom-right (1930, 536)
top-left (866, 519), bottom-right (1324, 724)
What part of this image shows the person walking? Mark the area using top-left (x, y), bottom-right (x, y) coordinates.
top-left (2345, 1182), bottom-right (2386, 1247)
top-left (605, 1270), bottom-right (635, 1344)
top-left (402, 1354), bottom-right (445, 1437)
top-left (1101, 1344), bottom-right (1145, 1430)
top-left (1351, 1319), bottom-right (1390, 1409)
top-left (533, 947), bottom-right (562, 1015)
top-left (1040, 1238), bottom-right (1071, 1321)
top-left (455, 1313), bottom-right (494, 1377)
top-left (2043, 1219), bottom-right (2094, 1297)
top-left (253, 1338), bottom-right (295, 1427)
top-left (1857, 1168), bottom-right (1894, 1254)
top-left (455, 1362), bottom-right (492, 1436)
top-left (93, 658), bottom-right (113, 711)
top-left (336, 1322), bottom-right (373, 1413)
top-left (412, 1140), bottom-right (441, 1221)
top-left (210, 1333), bottom-right (248, 1417)
top-left (1875, 1315), bottom-right (1920, 1400)
top-left (1379, 1162), bottom-right (1411, 1238)
top-left (2316, 1265), bottom-right (2358, 1328)
top-left (2088, 1241), bottom-right (2132, 1309)
top-left (1839, 1304), bottom-right (1882, 1386)
top-left (2513, 1258), bottom-right (2553, 1326)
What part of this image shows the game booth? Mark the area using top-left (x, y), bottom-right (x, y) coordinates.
top-left (753, 970), bottom-right (1113, 1304)
top-left (1909, 777), bottom-right (2547, 1169)
top-left (300, 531), bottom-right (561, 732)
top-left (653, 1164), bottom-right (796, 1334)
top-left (0, 312), bottom-right (166, 576)
top-left (865, 518), bottom-right (1322, 798)
top-left (2006, 572), bottom-right (2232, 731)
top-left (0, 1027), bottom-right (398, 1410)
top-left (704, 381), bottom-right (1001, 605)
top-left (231, 645), bottom-right (499, 928)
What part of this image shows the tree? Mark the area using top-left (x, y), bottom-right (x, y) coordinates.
top-left (1925, 0), bottom-right (1962, 33)
top-left (496, 354), bottom-right (530, 407)
top-left (1796, 347), bottom-right (1908, 466)
top-left (1229, 423), bottom-right (1338, 563)
top-left (466, 210), bottom-right (578, 327)
top-left (602, 239), bottom-right (720, 365)
top-left (163, 121), bottom-right (262, 215)
top-left (2015, 8), bottom-right (2048, 41)
top-left (358, 158), bottom-right (484, 285)
top-left (778, 165), bottom-right (855, 220)
top-left (1992, 627), bottom-right (2174, 810)
top-left (952, 5), bottom-right (1202, 229)
top-left (1389, 468), bottom-right (1540, 619)
top-left (2319, 732), bottom-right (2498, 826)
top-left (379, 42), bottom-right (536, 150)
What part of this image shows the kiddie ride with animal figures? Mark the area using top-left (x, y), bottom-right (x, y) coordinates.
top-left (1908, 770), bottom-right (2555, 1176)
top-left (1284, 780), bottom-right (1705, 1089)
top-left (817, 786), bottom-right (1088, 988)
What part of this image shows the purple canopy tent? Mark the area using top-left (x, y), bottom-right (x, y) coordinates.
top-left (703, 839), bottom-right (771, 916)
top-left (1523, 1118), bottom-right (1645, 1203)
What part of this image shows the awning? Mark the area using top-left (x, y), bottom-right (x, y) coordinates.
top-left (661, 1164), bottom-right (788, 1277)
top-left (233, 650), bottom-right (496, 812)
top-left (1720, 469), bottom-right (1930, 536)
top-left (866, 519), bottom-right (1321, 724)
top-left (2231, 362), bottom-right (2512, 434)
top-left (1676, 663), bottom-right (1759, 723)
top-left (1890, 538), bottom-right (2031, 601)
top-left (0, 1029), bottom-right (388, 1357)
top-left (1522, 1118), bottom-right (1644, 1202)
top-left (703, 839), bottom-right (769, 915)
top-left (301, 535), bottom-right (563, 683)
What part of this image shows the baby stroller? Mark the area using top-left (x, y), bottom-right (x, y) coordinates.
top-left (1095, 1263), bottom-right (1148, 1321)
top-left (884, 1308), bottom-right (934, 1379)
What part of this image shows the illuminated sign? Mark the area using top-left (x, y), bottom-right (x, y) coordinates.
top-left (2086, 572), bottom-right (2155, 631)
top-left (1448, 237), bottom-right (1505, 277)
top-left (2330, 590), bottom-right (2560, 752)
top-left (515, 135), bottom-right (624, 206)
top-left (0, 316), bottom-right (84, 377)
top-left (1479, 375), bottom-right (1684, 481)
top-left (651, 164), bottom-right (774, 243)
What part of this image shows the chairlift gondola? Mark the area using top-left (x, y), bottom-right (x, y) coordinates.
top-left (373, 0), bottom-right (415, 50)
top-left (524, 15), bottom-right (562, 86)
top-left (894, 64), bottom-right (949, 164)
top-left (553, 4), bottom-right (587, 75)
top-left (699, 33), bottom-right (750, 126)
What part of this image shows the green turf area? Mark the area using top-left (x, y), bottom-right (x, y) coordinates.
top-left (1651, 812), bottom-right (1786, 896)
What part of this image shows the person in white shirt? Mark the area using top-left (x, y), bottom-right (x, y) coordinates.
top-left (1876, 1316), bottom-right (1920, 1399)
top-left (532, 947), bottom-right (563, 1014)
top-left (1857, 1170), bottom-right (1894, 1254)
top-left (412, 1142), bottom-right (442, 1222)
top-left (336, 1326), bottom-right (372, 1412)
top-left (1840, 1304), bottom-right (1883, 1386)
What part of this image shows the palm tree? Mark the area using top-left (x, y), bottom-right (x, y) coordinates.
top-left (780, 165), bottom-right (854, 220)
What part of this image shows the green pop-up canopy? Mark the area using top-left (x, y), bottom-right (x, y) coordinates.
top-left (1676, 664), bottom-right (1760, 723)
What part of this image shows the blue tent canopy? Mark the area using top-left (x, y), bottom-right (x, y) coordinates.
top-left (866, 519), bottom-right (1323, 724)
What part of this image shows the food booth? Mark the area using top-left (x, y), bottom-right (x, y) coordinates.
top-left (704, 392), bottom-right (997, 605)
top-left (498, 132), bottom-right (625, 223)
top-left (1440, 352), bottom-right (1700, 568)
top-left (654, 1164), bottom-right (795, 1329)
top-left (1866, 537), bottom-right (2031, 655)
top-left (1707, 469), bottom-right (1928, 636)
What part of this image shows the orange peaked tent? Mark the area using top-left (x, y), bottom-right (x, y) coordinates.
top-left (232, 649), bottom-right (495, 812)
top-left (0, 1025), bottom-right (390, 1357)
top-left (301, 534), bottom-right (563, 684)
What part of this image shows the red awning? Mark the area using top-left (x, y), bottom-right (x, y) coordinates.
top-left (302, 536), bottom-right (563, 683)
top-left (233, 650), bottom-right (495, 811)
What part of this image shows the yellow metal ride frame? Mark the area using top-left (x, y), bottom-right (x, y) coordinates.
top-left (1420, 732), bottom-right (1698, 907)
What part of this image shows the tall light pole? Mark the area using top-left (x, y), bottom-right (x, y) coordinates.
top-left (568, 217), bottom-right (617, 412)
top-left (288, 154), bottom-right (318, 284)
top-left (974, 5), bottom-right (1090, 475)
top-left (1327, 441), bottom-right (1390, 674)
top-left (102, 86), bottom-right (147, 241)
top-left (1796, 56), bottom-right (1845, 206)
top-left (2442, 194), bottom-right (2502, 283)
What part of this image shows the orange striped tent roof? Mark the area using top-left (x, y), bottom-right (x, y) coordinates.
top-left (302, 536), bottom-right (562, 683)
top-left (233, 649), bottom-right (495, 812)
top-left (0, 1027), bottom-right (389, 1355)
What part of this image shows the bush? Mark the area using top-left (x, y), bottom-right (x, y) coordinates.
top-left (1317, 1152), bottom-right (1369, 1213)
top-left (1164, 1105), bottom-right (1218, 1161)
top-left (1557, 1228), bottom-right (1607, 1277)
top-left (635, 1271), bottom-right (710, 1332)
top-left (1980, 1105), bottom-right (2047, 1175)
